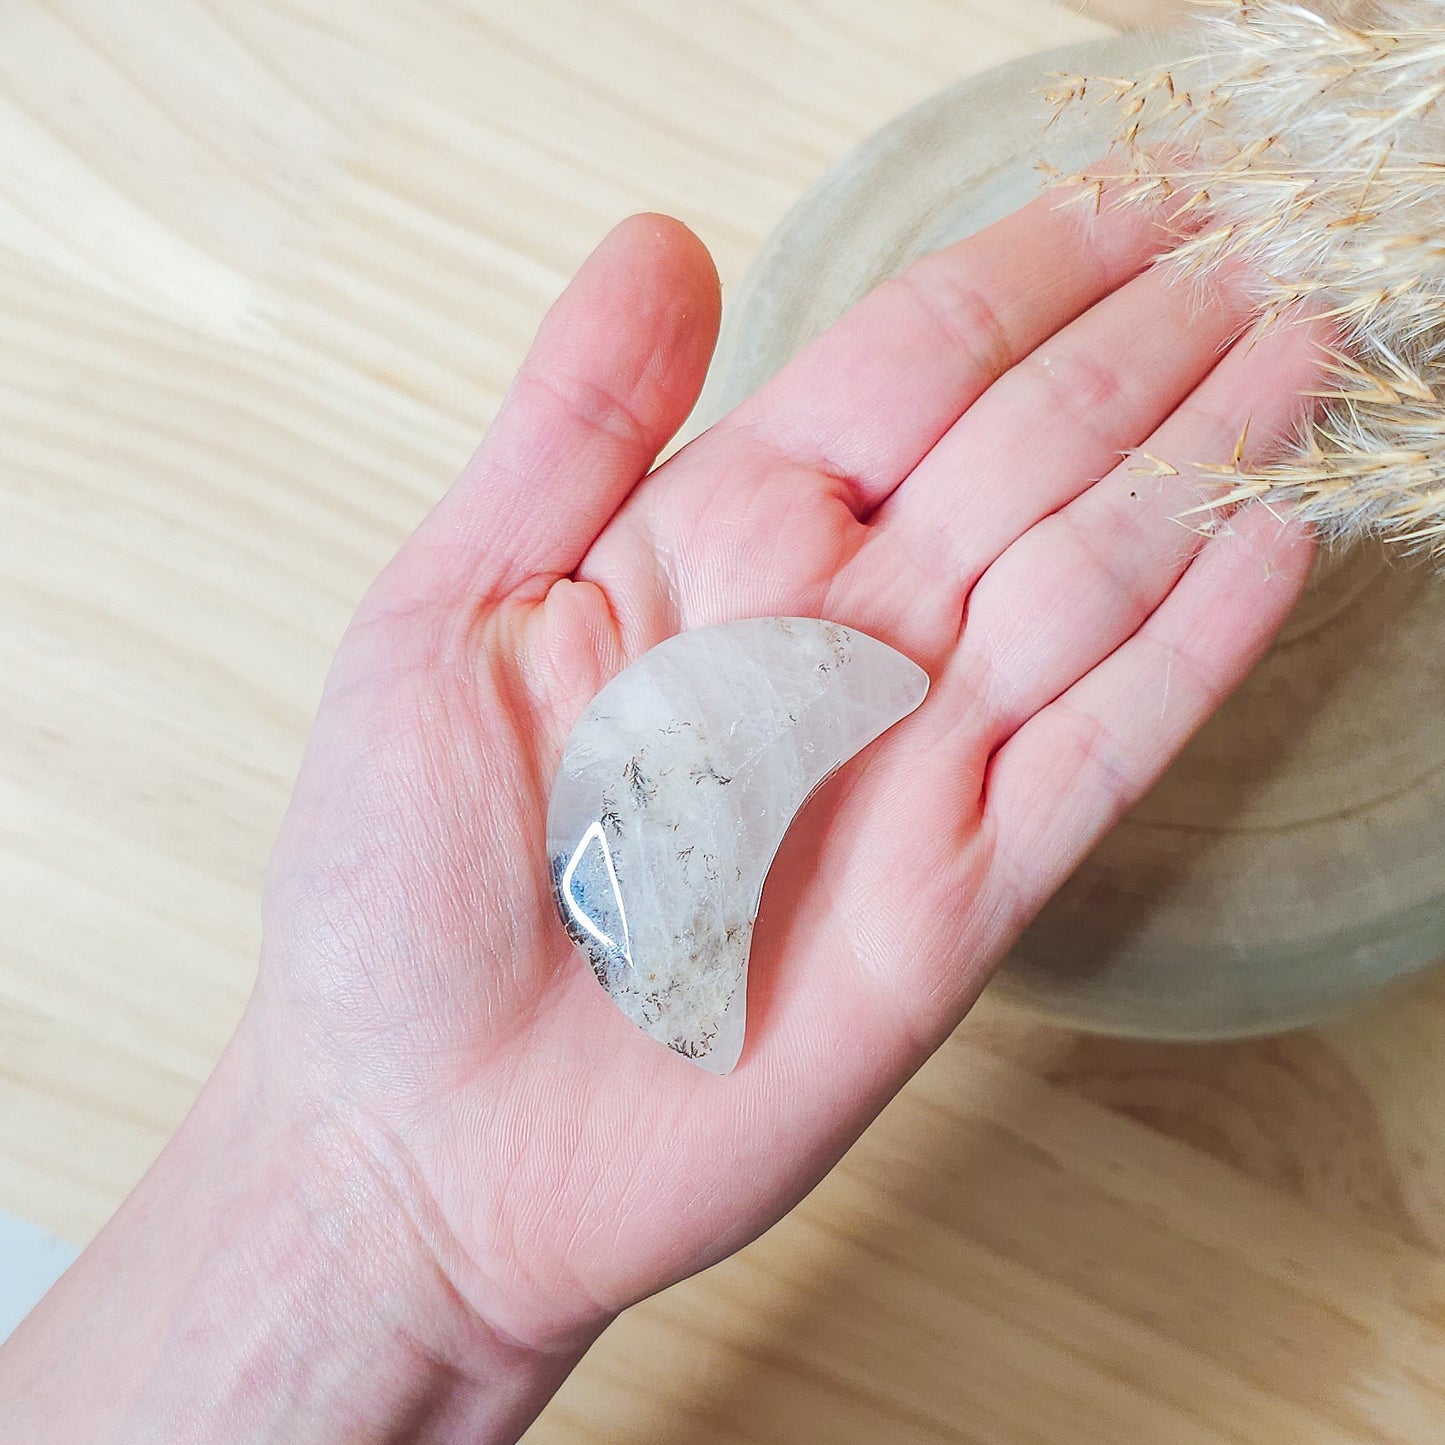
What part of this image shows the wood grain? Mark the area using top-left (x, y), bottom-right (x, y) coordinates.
top-left (5, 2), bottom-right (1445, 1441)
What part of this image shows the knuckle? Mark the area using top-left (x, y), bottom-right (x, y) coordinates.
top-left (1014, 346), bottom-right (1127, 432)
top-left (892, 266), bottom-right (1015, 383)
top-left (518, 365), bottom-right (652, 455)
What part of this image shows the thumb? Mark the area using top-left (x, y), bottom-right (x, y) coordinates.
top-left (402, 213), bottom-right (721, 607)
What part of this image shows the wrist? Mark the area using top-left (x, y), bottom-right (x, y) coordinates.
top-left (0, 1015), bottom-right (601, 1443)
top-left (169, 1033), bottom-right (585, 1443)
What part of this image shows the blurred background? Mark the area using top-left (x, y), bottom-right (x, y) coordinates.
top-left (4, 2), bottom-right (1445, 1442)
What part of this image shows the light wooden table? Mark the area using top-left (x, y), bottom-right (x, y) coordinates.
top-left (5, 2), bottom-right (1445, 1440)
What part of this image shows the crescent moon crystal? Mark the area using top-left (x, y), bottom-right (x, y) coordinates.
top-left (546, 617), bottom-right (929, 1074)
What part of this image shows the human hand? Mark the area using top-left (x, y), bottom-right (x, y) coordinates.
top-left (0, 184), bottom-right (1326, 1443)
top-left (255, 189), bottom-right (1323, 1332)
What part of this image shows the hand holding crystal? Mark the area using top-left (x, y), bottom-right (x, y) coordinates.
top-left (0, 190), bottom-right (1328, 1443)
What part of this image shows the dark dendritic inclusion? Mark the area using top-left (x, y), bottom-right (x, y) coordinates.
top-left (549, 832), bottom-right (730, 1058)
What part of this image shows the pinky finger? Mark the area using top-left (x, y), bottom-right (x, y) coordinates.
top-left (982, 503), bottom-right (1313, 920)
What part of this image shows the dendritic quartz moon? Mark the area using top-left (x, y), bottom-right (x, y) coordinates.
top-left (546, 618), bottom-right (929, 1074)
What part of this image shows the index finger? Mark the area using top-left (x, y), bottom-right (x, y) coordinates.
top-left (720, 178), bottom-right (1192, 514)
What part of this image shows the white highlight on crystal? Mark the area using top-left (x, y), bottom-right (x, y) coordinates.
top-left (561, 820), bottom-right (632, 958)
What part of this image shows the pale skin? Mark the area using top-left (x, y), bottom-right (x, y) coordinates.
top-left (0, 181), bottom-right (1326, 1441)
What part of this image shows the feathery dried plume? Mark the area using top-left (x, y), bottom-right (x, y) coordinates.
top-left (1048, 0), bottom-right (1445, 554)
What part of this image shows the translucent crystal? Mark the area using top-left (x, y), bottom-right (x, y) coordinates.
top-left (546, 617), bottom-right (928, 1073)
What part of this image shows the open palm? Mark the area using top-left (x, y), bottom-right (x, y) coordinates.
top-left (252, 188), bottom-right (1323, 1352)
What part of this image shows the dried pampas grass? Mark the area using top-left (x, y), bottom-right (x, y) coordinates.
top-left (1047, 0), bottom-right (1445, 554)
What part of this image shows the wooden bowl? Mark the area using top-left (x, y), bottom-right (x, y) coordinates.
top-left (697, 34), bottom-right (1445, 1040)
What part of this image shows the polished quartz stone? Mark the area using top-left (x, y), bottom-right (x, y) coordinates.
top-left (546, 617), bottom-right (929, 1074)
